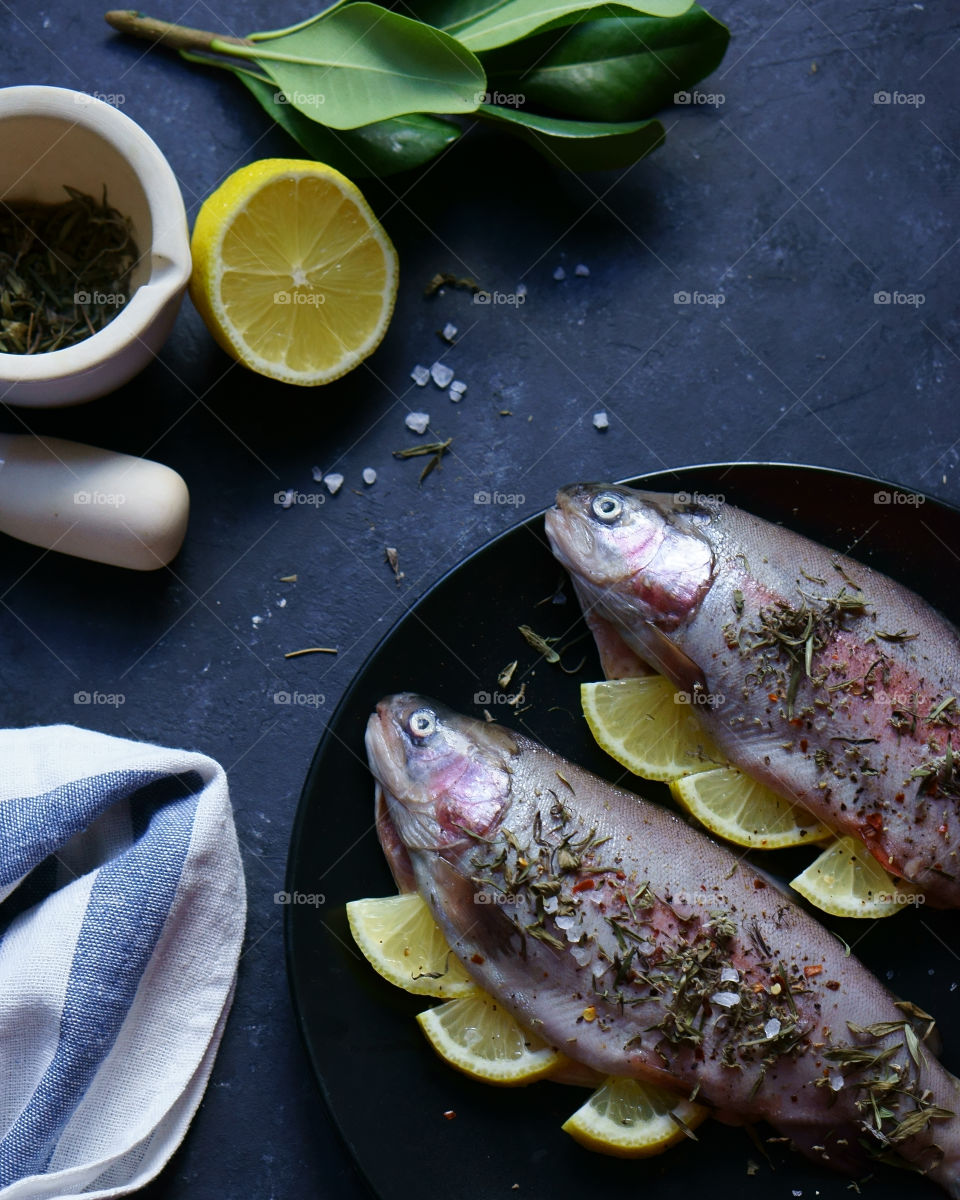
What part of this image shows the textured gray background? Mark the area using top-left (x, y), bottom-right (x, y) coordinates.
top-left (3, 1), bottom-right (959, 1196)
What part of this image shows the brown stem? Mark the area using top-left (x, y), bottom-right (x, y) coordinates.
top-left (104, 10), bottom-right (250, 52)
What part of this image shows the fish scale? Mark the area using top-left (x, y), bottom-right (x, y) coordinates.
top-left (366, 694), bottom-right (960, 1194)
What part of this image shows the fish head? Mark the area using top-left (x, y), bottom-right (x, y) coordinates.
top-left (365, 693), bottom-right (518, 853)
top-left (545, 482), bottom-right (716, 633)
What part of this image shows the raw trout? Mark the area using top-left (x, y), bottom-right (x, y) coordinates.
top-left (366, 694), bottom-right (960, 1191)
top-left (545, 483), bottom-right (960, 906)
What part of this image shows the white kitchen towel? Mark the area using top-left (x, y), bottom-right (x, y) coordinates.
top-left (0, 725), bottom-right (246, 1200)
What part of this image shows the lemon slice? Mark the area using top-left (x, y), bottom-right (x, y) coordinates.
top-left (790, 836), bottom-right (922, 918)
top-left (189, 159), bottom-right (398, 385)
top-left (581, 677), bottom-right (726, 781)
top-left (562, 1076), bottom-right (707, 1158)
top-left (670, 767), bottom-right (832, 849)
top-left (347, 893), bottom-right (478, 998)
top-left (417, 993), bottom-right (565, 1085)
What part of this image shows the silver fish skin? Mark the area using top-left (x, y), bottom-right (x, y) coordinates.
top-left (366, 694), bottom-right (960, 1193)
top-left (545, 483), bottom-right (960, 907)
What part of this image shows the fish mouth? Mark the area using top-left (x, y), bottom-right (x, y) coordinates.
top-left (544, 483), bottom-right (605, 575)
top-left (365, 696), bottom-right (416, 804)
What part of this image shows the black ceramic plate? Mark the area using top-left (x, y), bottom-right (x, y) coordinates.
top-left (286, 464), bottom-right (960, 1200)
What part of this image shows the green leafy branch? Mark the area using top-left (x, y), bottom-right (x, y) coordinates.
top-left (104, 0), bottom-right (729, 176)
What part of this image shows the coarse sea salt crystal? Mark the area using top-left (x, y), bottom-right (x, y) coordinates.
top-left (553, 266), bottom-right (566, 281)
top-left (575, 263), bottom-right (590, 277)
top-left (593, 411), bottom-right (609, 431)
top-left (710, 991), bottom-right (740, 1008)
top-left (764, 1018), bottom-right (781, 1040)
top-left (555, 914), bottom-right (576, 931)
top-left (324, 473), bottom-right (344, 495)
top-left (450, 380), bottom-right (467, 395)
top-left (410, 364), bottom-right (430, 386)
top-left (277, 597), bottom-right (287, 608)
top-left (720, 966), bottom-right (739, 984)
top-left (829, 1072), bottom-right (844, 1091)
top-left (449, 389), bottom-right (462, 402)
top-left (431, 361), bottom-right (455, 388)
top-left (405, 412), bottom-right (430, 434)
top-left (543, 895), bottom-right (559, 914)
top-left (362, 467), bottom-right (377, 486)
top-left (311, 465), bottom-right (323, 483)
top-left (442, 322), bottom-right (458, 342)
top-left (571, 944), bottom-right (593, 967)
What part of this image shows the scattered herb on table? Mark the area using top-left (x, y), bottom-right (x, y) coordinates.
top-left (0, 186), bottom-right (137, 353)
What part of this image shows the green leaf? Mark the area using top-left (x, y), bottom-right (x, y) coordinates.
top-left (481, 6), bottom-right (729, 122)
top-left (407, 0), bottom-right (693, 52)
top-left (235, 70), bottom-right (462, 177)
top-left (219, 3), bottom-right (486, 129)
top-left (475, 104), bottom-right (664, 169)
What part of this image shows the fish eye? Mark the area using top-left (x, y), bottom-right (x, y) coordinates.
top-left (407, 707), bottom-right (438, 740)
top-left (592, 493), bottom-right (623, 524)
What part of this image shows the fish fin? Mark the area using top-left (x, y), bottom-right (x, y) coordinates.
top-left (569, 577), bottom-right (653, 680)
top-left (375, 784), bottom-right (417, 894)
top-left (628, 619), bottom-right (707, 697)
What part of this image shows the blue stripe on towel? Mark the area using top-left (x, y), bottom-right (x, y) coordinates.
top-left (0, 773), bottom-right (202, 1185)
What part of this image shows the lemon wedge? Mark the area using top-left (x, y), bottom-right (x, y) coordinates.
top-left (790, 835), bottom-right (922, 918)
top-left (347, 893), bottom-right (478, 998)
top-left (189, 159), bottom-right (398, 385)
top-left (671, 766), bottom-right (832, 850)
top-left (581, 677), bottom-right (725, 781)
top-left (562, 1076), bottom-right (707, 1158)
top-left (417, 993), bottom-right (566, 1085)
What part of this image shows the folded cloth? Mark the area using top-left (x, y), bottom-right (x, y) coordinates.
top-left (0, 726), bottom-right (246, 1200)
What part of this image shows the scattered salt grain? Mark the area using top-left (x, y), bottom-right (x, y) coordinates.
top-left (720, 966), bottom-right (739, 984)
top-left (311, 465), bottom-right (323, 483)
top-left (543, 895), bottom-right (559, 914)
top-left (710, 992), bottom-right (740, 1008)
top-left (763, 1018), bottom-right (781, 1040)
top-left (405, 411), bottom-right (430, 434)
top-left (449, 389), bottom-right (462, 402)
top-left (553, 266), bottom-right (566, 281)
top-left (252, 615), bottom-right (263, 627)
top-left (829, 1072), bottom-right (844, 1092)
top-left (593, 411), bottom-right (609, 431)
top-left (362, 467), bottom-right (377, 486)
top-left (571, 944), bottom-right (593, 967)
top-left (277, 598), bottom-right (287, 608)
top-left (279, 488), bottom-right (294, 509)
top-left (441, 322), bottom-right (458, 343)
top-left (555, 914), bottom-right (576, 931)
top-left (575, 263), bottom-right (590, 277)
top-left (324, 473), bottom-right (344, 495)
top-left (410, 364), bottom-right (430, 386)
top-left (431, 361), bottom-right (454, 388)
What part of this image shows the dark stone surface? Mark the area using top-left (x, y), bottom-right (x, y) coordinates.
top-left (2, 2), bottom-right (959, 1197)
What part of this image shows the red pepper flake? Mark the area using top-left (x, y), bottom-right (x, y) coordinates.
top-left (803, 964), bottom-right (823, 978)
top-left (572, 878), bottom-right (596, 894)
top-left (939, 823), bottom-right (949, 836)
top-left (615, 870), bottom-right (626, 881)
top-left (768, 693), bottom-right (779, 702)
top-left (800, 738), bottom-right (809, 752)
top-left (825, 980), bottom-right (841, 991)
top-left (895, 792), bottom-right (905, 803)
top-left (443, 1110), bottom-right (456, 1120)
top-left (471, 953), bottom-right (485, 965)
top-left (753, 878), bottom-right (767, 889)
top-left (789, 717), bottom-right (803, 727)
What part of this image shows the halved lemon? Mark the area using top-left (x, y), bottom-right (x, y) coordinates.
top-left (671, 767), bottom-right (832, 850)
top-left (189, 159), bottom-right (398, 385)
top-left (790, 836), bottom-right (922, 918)
top-left (581, 677), bottom-right (726, 781)
top-left (417, 993), bottom-right (566, 1085)
top-left (347, 893), bottom-right (477, 998)
top-left (562, 1076), bottom-right (707, 1158)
